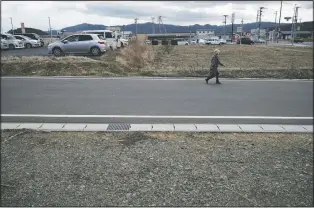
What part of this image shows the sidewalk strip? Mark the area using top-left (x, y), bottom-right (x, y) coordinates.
top-left (1, 123), bottom-right (312, 133)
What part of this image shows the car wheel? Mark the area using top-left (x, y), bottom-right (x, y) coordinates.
top-left (185, 43), bottom-right (188, 45)
top-left (91, 47), bottom-right (101, 56)
top-left (52, 47), bottom-right (63, 57)
top-left (9, 44), bottom-right (15, 50)
top-left (26, 43), bottom-right (32, 49)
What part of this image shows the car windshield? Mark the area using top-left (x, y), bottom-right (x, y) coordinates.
top-left (7, 36), bottom-right (16, 40)
top-left (34, 34), bottom-right (40, 39)
top-left (97, 35), bottom-right (105, 40)
top-left (21, 36), bottom-right (31, 40)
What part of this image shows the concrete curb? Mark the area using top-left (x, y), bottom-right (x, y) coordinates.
top-left (1, 76), bottom-right (313, 81)
top-left (1, 123), bottom-right (313, 133)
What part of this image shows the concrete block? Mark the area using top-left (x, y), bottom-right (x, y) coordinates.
top-left (174, 124), bottom-right (197, 131)
top-left (217, 124), bottom-right (243, 132)
top-left (84, 124), bottom-right (109, 131)
top-left (302, 125), bottom-right (313, 132)
top-left (1, 123), bottom-right (21, 130)
top-left (281, 125), bottom-right (309, 133)
top-left (238, 124), bottom-right (264, 132)
top-left (259, 125), bottom-right (285, 132)
top-left (195, 124), bottom-right (220, 132)
top-left (17, 123), bottom-right (43, 130)
top-left (61, 123), bottom-right (87, 131)
top-left (39, 123), bottom-right (65, 131)
top-left (151, 124), bottom-right (174, 131)
top-left (130, 124), bottom-right (152, 131)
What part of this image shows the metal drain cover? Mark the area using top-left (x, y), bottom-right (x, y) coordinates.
top-left (107, 123), bottom-right (131, 131)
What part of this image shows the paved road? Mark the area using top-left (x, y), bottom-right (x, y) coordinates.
top-left (1, 77), bottom-right (313, 124)
top-left (1, 46), bottom-right (48, 57)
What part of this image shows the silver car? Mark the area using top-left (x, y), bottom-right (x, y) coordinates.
top-left (48, 34), bottom-right (107, 57)
top-left (14, 35), bottom-right (41, 48)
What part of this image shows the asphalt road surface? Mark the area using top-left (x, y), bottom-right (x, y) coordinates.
top-left (1, 77), bottom-right (313, 124)
top-left (1, 46), bottom-right (48, 57)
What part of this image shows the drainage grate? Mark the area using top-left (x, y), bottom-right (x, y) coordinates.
top-left (107, 123), bottom-right (131, 131)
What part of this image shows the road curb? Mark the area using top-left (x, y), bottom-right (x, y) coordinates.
top-left (1, 123), bottom-right (312, 133)
top-left (1, 76), bottom-right (313, 81)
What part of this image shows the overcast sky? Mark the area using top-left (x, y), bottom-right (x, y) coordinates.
top-left (1, 1), bottom-right (313, 32)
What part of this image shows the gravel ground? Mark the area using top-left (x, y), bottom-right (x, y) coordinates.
top-left (1, 130), bottom-right (313, 207)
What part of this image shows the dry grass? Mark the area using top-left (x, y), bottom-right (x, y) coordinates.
top-left (1, 43), bottom-right (313, 78)
top-left (115, 40), bottom-right (155, 69)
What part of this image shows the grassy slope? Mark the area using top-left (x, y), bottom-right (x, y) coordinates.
top-left (1, 43), bottom-right (313, 78)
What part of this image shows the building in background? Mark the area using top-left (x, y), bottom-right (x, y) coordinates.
top-left (250, 28), bottom-right (266, 41)
top-left (196, 29), bottom-right (215, 39)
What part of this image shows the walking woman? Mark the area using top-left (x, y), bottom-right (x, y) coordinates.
top-left (205, 49), bottom-right (225, 84)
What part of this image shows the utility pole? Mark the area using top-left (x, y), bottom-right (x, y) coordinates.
top-left (231, 13), bottom-right (235, 43)
top-left (258, 7), bottom-right (265, 39)
top-left (277, 0), bottom-right (283, 43)
top-left (48, 17), bottom-right (52, 39)
top-left (256, 10), bottom-right (259, 29)
top-left (10, 17), bottom-right (14, 35)
top-left (151, 17), bottom-right (155, 34)
top-left (294, 5), bottom-right (300, 39)
top-left (240, 18), bottom-right (244, 45)
top-left (158, 16), bottom-right (167, 34)
top-left (274, 11), bottom-right (277, 42)
top-left (122, 25), bottom-right (125, 38)
top-left (134, 18), bottom-right (138, 38)
top-left (223, 15), bottom-right (228, 38)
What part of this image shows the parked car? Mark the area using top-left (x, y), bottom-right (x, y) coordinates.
top-left (15, 33), bottom-right (44, 47)
top-left (255, 38), bottom-right (266, 43)
top-left (191, 40), bottom-right (197, 45)
top-left (294, 37), bottom-right (304, 43)
top-left (14, 35), bottom-right (41, 48)
top-left (206, 37), bottom-right (221, 45)
top-left (219, 39), bottom-right (227, 44)
top-left (237, 37), bottom-right (254, 45)
top-left (177, 39), bottom-right (189, 45)
top-left (1, 38), bottom-right (9, 50)
top-left (1, 33), bottom-right (24, 49)
top-left (48, 34), bottom-right (107, 57)
top-left (198, 39), bottom-right (206, 45)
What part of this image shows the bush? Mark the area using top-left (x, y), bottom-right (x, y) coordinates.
top-left (116, 40), bottom-right (155, 69)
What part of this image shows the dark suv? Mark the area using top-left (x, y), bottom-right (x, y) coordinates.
top-left (15, 33), bottom-right (44, 47)
top-left (237, 37), bottom-right (254, 45)
top-left (294, 37), bottom-right (304, 43)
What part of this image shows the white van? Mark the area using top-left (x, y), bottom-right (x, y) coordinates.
top-left (81, 30), bottom-right (121, 50)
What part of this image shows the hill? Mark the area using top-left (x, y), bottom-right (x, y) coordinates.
top-left (268, 21), bottom-right (313, 31)
top-left (60, 22), bottom-right (279, 34)
top-left (7, 27), bottom-right (48, 35)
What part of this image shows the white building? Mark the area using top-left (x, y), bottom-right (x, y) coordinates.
top-left (196, 29), bottom-right (215, 39)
